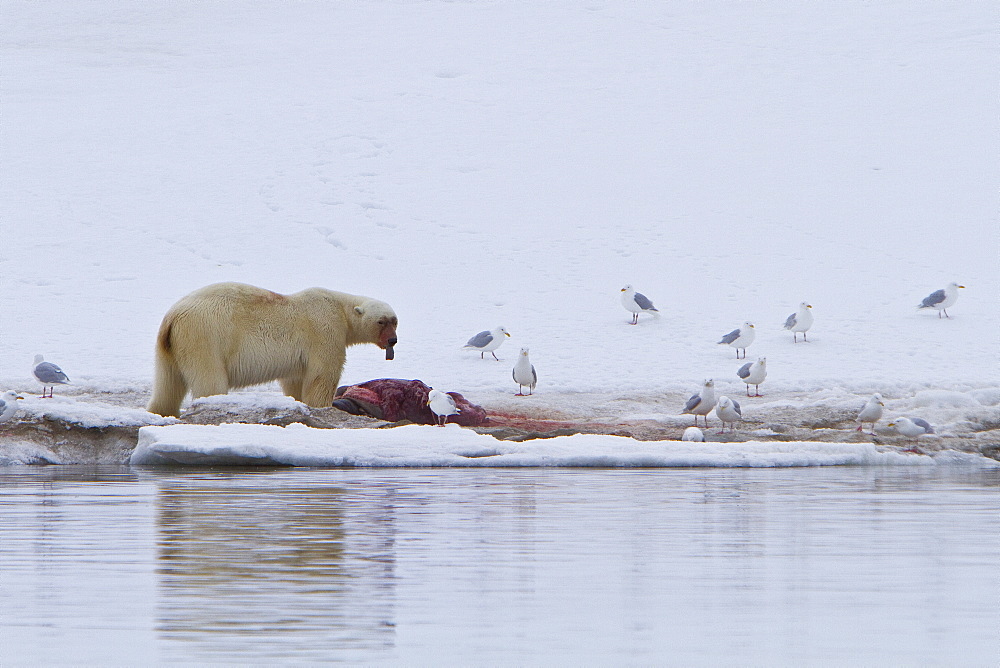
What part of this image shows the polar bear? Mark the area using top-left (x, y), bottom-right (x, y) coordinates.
top-left (146, 282), bottom-right (398, 417)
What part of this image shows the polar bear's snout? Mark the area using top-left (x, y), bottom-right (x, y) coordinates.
top-left (380, 324), bottom-right (398, 360)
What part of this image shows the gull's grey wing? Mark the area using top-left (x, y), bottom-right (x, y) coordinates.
top-left (718, 329), bottom-right (740, 344)
top-left (731, 399), bottom-right (742, 416)
top-left (0, 399), bottom-right (7, 413)
top-left (912, 418), bottom-right (934, 433)
top-left (34, 362), bottom-right (69, 383)
top-left (783, 313), bottom-right (797, 329)
top-left (737, 362), bottom-right (752, 380)
top-left (465, 330), bottom-right (493, 348)
top-left (633, 292), bottom-right (657, 311)
top-left (683, 394), bottom-right (701, 413)
top-left (920, 289), bottom-right (945, 308)
top-left (531, 365), bottom-right (537, 385)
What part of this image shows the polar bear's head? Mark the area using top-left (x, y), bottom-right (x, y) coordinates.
top-left (354, 300), bottom-right (398, 359)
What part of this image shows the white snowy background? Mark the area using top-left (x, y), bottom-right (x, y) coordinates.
top-left (1, 1), bottom-right (997, 448)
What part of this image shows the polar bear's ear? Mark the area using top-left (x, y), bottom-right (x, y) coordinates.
top-left (354, 305), bottom-right (365, 316)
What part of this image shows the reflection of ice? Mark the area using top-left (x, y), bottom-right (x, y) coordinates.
top-left (154, 474), bottom-right (397, 662)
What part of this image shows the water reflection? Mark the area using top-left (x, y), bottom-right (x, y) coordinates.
top-left (1, 466), bottom-right (998, 664)
top-left (153, 473), bottom-right (398, 662)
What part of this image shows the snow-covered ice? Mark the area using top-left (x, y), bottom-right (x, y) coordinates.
top-left (1, 1), bottom-right (997, 462)
top-left (130, 422), bottom-right (999, 469)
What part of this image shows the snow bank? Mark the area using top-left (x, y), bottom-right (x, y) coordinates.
top-left (130, 423), bottom-right (999, 469)
top-left (19, 395), bottom-right (175, 429)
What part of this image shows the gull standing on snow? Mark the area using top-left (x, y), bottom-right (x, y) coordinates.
top-left (33, 354), bottom-right (70, 398)
top-left (918, 282), bottom-right (965, 318)
top-left (681, 426), bottom-right (705, 442)
top-left (888, 417), bottom-right (935, 439)
top-left (512, 347), bottom-right (537, 396)
top-left (426, 389), bottom-right (460, 426)
top-left (0, 391), bottom-right (24, 425)
top-left (682, 379), bottom-right (717, 427)
top-left (736, 357), bottom-right (767, 397)
top-left (620, 284), bottom-right (658, 325)
top-left (715, 396), bottom-right (742, 433)
top-left (855, 393), bottom-right (884, 434)
top-left (783, 302), bottom-right (813, 342)
top-left (718, 322), bottom-right (755, 359)
top-left (464, 326), bottom-right (511, 360)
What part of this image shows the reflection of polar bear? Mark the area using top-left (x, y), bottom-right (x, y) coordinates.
top-left (147, 282), bottom-right (398, 417)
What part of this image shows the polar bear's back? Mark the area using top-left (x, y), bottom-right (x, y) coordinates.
top-left (159, 283), bottom-right (352, 388)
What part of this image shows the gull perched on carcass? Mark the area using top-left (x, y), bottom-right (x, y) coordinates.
top-left (426, 389), bottom-right (460, 426)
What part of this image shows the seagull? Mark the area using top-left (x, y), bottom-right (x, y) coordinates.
top-left (855, 393), bottom-right (884, 434)
top-left (620, 284), bottom-right (658, 325)
top-left (513, 347), bottom-right (537, 396)
top-left (783, 302), bottom-right (813, 342)
top-left (464, 326), bottom-right (511, 360)
top-left (736, 357), bottom-right (767, 397)
top-left (682, 379), bottom-right (717, 427)
top-left (426, 389), bottom-right (460, 426)
top-left (718, 322), bottom-right (755, 358)
top-left (715, 396), bottom-right (742, 433)
top-left (0, 391), bottom-right (24, 425)
top-left (681, 426), bottom-right (705, 442)
top-left (888, 417), bottom-right (935, 439)
top-left (918, 282), bottom-right (965, 318)
top-left (33, 354), bottom-right (70, 398)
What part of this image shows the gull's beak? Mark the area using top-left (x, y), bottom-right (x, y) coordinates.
top-left (958, 285), bottom-right (966, 289)
top-left (505, 332), bottom-right (511, 337)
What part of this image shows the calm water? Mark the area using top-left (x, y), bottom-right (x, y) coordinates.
top-left (1, 465), bottom-right (998, 665)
